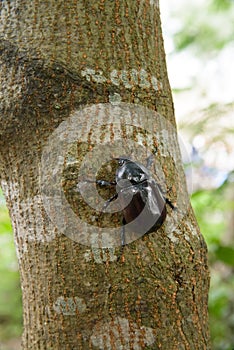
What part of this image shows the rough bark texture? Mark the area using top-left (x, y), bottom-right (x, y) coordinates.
top-left (0, 1), bottom-right (210, 349)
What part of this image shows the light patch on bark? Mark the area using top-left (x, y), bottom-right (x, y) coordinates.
top-left (84, 248), bottom-right (117, 263)
top-left (184, 234), bottom-right (191, 242)
top-left (90, 316), bottom-right (156, 349)
top-left (167, 231), bottom-right (179, 243)
top-left (81, 67), bottom-right (162, 92)
top-left (185, 221), bottom-right (200, 237)
top-left (81, 68), bottom-right (106, 84)
top-left (109, 93), bottom-right (122, 105)
top-left (167, 222), bottom-right (201, 243)
top-left (53, 296), bottom-right (86, 316)
top-left (159, 129), bottom-right (170, 156)
top-left (149, 0), bottom-right (159, 7)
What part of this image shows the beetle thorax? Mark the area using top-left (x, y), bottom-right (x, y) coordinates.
top-left (116, 160), bottom-right (149, 187)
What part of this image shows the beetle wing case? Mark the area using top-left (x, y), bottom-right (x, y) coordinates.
top-left (120, 179), bottom-right (167, 236)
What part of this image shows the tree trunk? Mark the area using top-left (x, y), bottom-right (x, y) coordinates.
top-left (0, 1), bottom-right (210, 349)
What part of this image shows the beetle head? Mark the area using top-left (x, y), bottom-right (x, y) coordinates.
top-left (114, 157), bottom-right (131, 167)
top-left (114, 157), bottom-right (150, 186)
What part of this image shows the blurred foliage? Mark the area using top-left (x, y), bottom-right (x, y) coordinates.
top-left (0, 189), bottom-right (22, 343)
top-left (179, 102), bottom-right (234, 141)
top-left (173, 0), bottom-right (234, 54)
top-left (191, 179), bottom-right (234, 349)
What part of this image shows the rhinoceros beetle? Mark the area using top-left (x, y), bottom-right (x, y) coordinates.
top-left (93, 155), bottom-right (175, 249)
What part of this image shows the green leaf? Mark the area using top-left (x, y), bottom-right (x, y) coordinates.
top-left (210, 0), bottom-right (233, 11)
top-left (215, 245), bottom-right (234, 266)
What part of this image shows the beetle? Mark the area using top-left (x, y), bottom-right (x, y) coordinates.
top-left (93, 155), bottom-right (175, 249)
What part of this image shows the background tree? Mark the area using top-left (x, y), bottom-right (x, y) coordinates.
top-left (0, 1), bottom-right (210, 349)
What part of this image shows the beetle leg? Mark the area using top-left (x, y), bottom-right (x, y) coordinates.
top-left (102, 193), bottom-right (118, 212)
top-left (165, 197), bottom-right (176, 210)
top-left (84, 179), bottom-right (116, 187)
top-left (95, 193), bottom-right (119, 228)
top-left (96, 179), bottom-right (116, 187)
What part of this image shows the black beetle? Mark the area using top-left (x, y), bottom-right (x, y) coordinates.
top-left (94, 156), bottom-right (175, 248)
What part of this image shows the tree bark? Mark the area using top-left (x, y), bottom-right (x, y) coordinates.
top-left (0, 1), bottom-right (210, 349)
